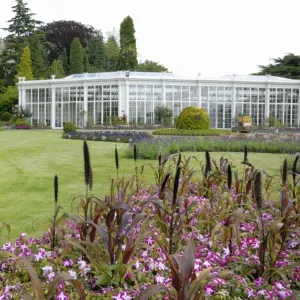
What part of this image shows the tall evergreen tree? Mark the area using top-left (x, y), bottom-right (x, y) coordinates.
top-left (119, 16), bottom-right (137, 70)
top-left (87, 33), bottom-right (106, 72)
top-left (61, 48), bottom-right (69, 75)
top-left (28, 34), bottom-right (48, 79)
top-left (105, 34), bottom-right (120, 71)
top-left (15, 46), bottom-right (33, 81)
top-left (82, 48), bottom-right (90, 73)
top-left (69, 38), bottom-right (84, 74)
top-left (0, 0), bottom-right (41, 79)
top-left (48, 59), bottom-right (65, 79)
top-left (253, 53), bottom-right (300, 79)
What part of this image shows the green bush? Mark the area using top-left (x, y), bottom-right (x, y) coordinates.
top-left (176, 107), bottom-right (210, 130)
top-left (15, 119), bottom-right (30, 126)
top-left (1, 112), bottom-right (12, 121)
top-left (152, 128), bottom-right (231, 136)
top-left (63, 122), bottom-right (76, 133)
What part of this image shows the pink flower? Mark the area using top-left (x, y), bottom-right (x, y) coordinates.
top-left (56, 291), bottom-right (69, 300)
top-left (204, 284), bottom-right (216, 296)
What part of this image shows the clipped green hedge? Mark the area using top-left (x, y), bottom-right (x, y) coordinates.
top-left (152, 128), bottom-right (231, 136)
top-left (176, 107), bottom-right (210, 130)
top-left (63, 122), bottom-right (76, 133)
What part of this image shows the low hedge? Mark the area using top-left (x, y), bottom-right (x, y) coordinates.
top-left (62, 131), bottom-right (153, 143)
top-left (152, 128), bottom-right (232, 136)
top-left (127, 137), bottom-right (300, 160)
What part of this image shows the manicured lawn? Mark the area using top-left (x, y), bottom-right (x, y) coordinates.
top-left (0, 130), bottom-right (284, 239)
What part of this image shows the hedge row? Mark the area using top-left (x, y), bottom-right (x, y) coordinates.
top-left (152, 128), bottom-right (232, 136)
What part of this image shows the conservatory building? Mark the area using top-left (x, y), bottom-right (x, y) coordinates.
top-left (17, 71), bottom-right (300, 129)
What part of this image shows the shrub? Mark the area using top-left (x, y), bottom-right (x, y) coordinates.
top-left (153, 128), bottom-right (231, 136)
top-left (14, 119), bottom-right (30, 129)
top-left (63, 122), bottom-right (76, 133)
top-left (176, 106), bottom-right (210, 130)
top-left (1, 112), bottom-right (11, 121)
top-left (15, 119), bottom-right (30, 126)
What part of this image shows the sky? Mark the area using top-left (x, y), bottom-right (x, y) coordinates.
top-left (0, 0), bottom-right (300, 77)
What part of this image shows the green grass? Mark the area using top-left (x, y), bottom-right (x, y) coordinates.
top-left (0, 130), bottom-right (285, 239)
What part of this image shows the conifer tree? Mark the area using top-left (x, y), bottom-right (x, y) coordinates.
top-left (119, 16), bottom-right (137, 70)
top-left (15, 46), bottom-right (33, 81)
top-left (0, 0), bottom-right (41, 79)
top-left (69, 37), bottom-right (84, 74)
top-left (87, 33), bottom-right (106, 72)
top-left (105, 34), bottom-right (120, 71)
top-left (28, 34), bottom-right (48, 79)
top-left (82, 48), bottom-right (90, 73)
top-left (61, 48), bottom-right (69, 74)
top-left (49, 59), bottom-right (65, 79)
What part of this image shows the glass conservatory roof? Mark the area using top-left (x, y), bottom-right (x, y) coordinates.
top-left (63, 71), bottom-right (177, 80)
top-left (63, 72), bottom-right (295, 82)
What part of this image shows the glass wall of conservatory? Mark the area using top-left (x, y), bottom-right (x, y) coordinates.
top-left (24, 88), bottom-right (52, 126)
top-left (128, 84), bottom-right (163, 124)
top-left (201, 86), bottom-right (232, 129)
top-left (55, 84), bottom-right (118, 127)
top-left (269, 88), bottom-right (299, 127)
top-left (55, 86), bottom-right (84, 127)
top-left (87, 85), bottom-right (118, 125)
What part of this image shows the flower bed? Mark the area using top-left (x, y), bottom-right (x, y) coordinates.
top-left (127, 133), bottom-right (300, 160)
top-left (62, 131), bottom-right (153, 143)
top-left (15, 124), bottom-right (30, 129)
top-left (152, 128), bottom-right (232, 136)
top-left (1, 143), bottom-right (300, 299)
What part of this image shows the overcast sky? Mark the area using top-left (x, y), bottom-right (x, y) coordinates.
top-left (0, 0), bottom-right (299, 77)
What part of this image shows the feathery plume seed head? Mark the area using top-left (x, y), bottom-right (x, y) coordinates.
top-left (244, 145), bottom-right (248, 164)
top-left (173, 166), bottom-right (181, 207)
top-left (54, 175), bottom-right (58, 203)
top-left (134, 144), bottom-right (137, 162)
top-left (292, 155), bottom-right (299, 182)
top-left (227, 165), bottom-right (232, 190)
top-left (205, 150), bottom-right (211, 174)
top-left (254, 170), bottom-right (263, 210)
top-left (83, 140), bottom-right (91, 186)
top-left (115, 145), bottom-right (119, 170)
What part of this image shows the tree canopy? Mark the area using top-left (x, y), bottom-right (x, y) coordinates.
top-left (0, 0), bottom-right (41, 80)
top-left (253, 53), bottom-right (300, 79)
top-left (136, 60), bottom-right (168, 72)
top-left (41, 20), bottom-right (95, 64)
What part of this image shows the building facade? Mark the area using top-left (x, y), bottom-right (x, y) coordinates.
top-left (17, 71), bottom-right (300, 129)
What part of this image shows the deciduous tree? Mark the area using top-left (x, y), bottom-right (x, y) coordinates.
top-left (136, 60), bottom-right (168, 72)
top-left (41, 20), bottom-right (95, 64)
